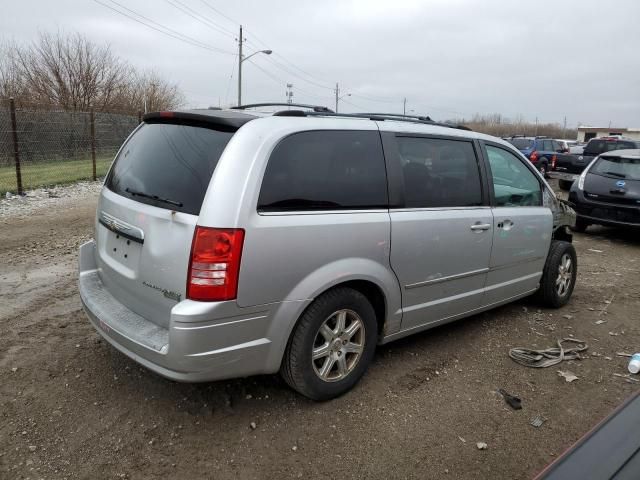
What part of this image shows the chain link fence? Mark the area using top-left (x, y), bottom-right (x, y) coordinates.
top-left (0, 99), bottom-right (140, 195)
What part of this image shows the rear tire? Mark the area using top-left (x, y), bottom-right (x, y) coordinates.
top-left (571, 217), bottom-right (589, 233)
top-left (539, 161), bottom-right (549, 178)
top-left (537, 241), bottom-right (577, 308)
top-left (280, 287), bottom-right (378, 401)
top-left (559, 179), bottom-right (573, 191)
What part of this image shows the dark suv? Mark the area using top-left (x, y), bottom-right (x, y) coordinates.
top-left (568, 149), bottom-right (640, 231)
top-left (506, 136), bottom-right (568, 176)
top-left (552, 137), bottom-right (640, 191)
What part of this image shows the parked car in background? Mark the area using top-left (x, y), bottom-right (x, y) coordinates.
top-left (551, 137), bottom-right (640, 191)
top-left (79, 104), bottom-right (578, 400)
top-left (568, 148), bottom-right (640, 231)
top-left (556, 139), bottom-right (578, 153)
top-left (569, 144), bottom-right (585, 155)
top-left (505, 136), bottom-right (572, 177)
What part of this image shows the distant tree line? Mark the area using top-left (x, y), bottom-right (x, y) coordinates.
top-left (455, 113), bottom-right (578, 140)
top-left (0, 31), bottom-right (184, 113)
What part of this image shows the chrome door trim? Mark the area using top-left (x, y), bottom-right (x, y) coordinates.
top-left (405, 267), bottom-right (490, 289)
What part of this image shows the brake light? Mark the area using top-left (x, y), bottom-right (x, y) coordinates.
top-left (530, 151), bottom-right (538, 162)
top-left (187, 227), bottom-right (245, 301)
top-left (159, 111), bottom-right (175, 118)
top-left (551, 155), bottom-right (557, 169)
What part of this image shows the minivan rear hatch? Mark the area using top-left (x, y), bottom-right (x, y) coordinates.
top-left (94, 111), bottom-right (253, 328)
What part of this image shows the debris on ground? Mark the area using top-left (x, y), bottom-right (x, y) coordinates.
top-left (588, 249), bottom-right (604, 253)
top-left (509, 338), bottom-right (588, 368)
top-left (497, 389), bottom-right (522, 410)
top-left (458, 436), bottom-right (466, 443)
top-left (558, 370), bottom-right (579, 383)
top-left (617, 352), bottom-right (632, 358)
top-left (250, 422), bottom-right (257, 430)
top-left (562, 314), bottom-right (573, 320)
top-left (530, 416), bottom-right (546, 428)
top-left (627, 354), bottom-right (640, 374)
top-left (595, 320), bottom-right (606, 325)
top-left (476, 442), bottom-right (487, 450)
top-left (613, 373), bottom-right (640, 383)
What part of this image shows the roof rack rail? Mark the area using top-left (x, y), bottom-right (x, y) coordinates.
top-left (231, 102), bottom-right (334, 113)
top-left (357, 112), bottom-right (433, 122)
top-left (290, 111), bottom-right (471, 131)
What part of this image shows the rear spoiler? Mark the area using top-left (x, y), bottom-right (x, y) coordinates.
top-left (142, 111), bottom-right (255, 131)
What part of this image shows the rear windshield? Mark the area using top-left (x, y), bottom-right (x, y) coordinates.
top-left (105, 122), bottom-right (234, 215)
top-left (508, 138), bottom-right (534, 149)
top-left (584, 140), bottom-right (636, 156)
top-left (591, 155), bottom-right (640, 181)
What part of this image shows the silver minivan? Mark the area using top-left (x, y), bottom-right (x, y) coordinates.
top-left (79, 105), bottom-right (577, 400)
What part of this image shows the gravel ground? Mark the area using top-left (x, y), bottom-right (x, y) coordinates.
top-left (1, 181), bottom-right (639, 479)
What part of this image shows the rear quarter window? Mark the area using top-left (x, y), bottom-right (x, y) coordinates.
top-left (257, 130), bottom-right (388, 211)
top-left (105, 122), bottom-right (234, 215)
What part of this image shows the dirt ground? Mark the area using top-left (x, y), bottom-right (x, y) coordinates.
top-left (1, 181), bottom-right (639, 480)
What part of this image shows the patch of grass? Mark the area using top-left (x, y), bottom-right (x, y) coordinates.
top-left (0, 156), bottom-right (115, 194)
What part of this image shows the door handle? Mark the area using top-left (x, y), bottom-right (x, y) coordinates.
top-left (470, 223), bottom-right (492, 231)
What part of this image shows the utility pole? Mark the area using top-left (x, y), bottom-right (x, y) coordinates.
top-left (563, 116), bottom-right (567, 137)
top-left (237, 25), bottom-right (243, 107)
top-left (335, 83), bottom-right (339, 113)
top-left (535, 116), bottom-right (538, 136)
top-left (286, 83), bottom-right (294, 105)
top-left (403, 98), bottom-right (407, 116)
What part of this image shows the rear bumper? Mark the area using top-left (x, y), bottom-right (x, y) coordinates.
top-left (79, 240), bottom-right (306, 382)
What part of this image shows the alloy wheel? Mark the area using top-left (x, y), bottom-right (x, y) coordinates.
top-left (312, 309), bottom-right (365, 382)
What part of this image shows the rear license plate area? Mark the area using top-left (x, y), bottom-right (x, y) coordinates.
top-left (104, 230), bottom-right (142, 266)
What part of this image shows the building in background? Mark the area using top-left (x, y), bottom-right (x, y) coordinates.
top-left (577, 126), bottom-right (640, 142)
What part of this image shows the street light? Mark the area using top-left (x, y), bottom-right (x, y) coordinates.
top-left (237, 32), bottom-right (272, 107)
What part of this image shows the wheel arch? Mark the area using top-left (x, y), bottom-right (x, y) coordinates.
top-left (263, 261), bottom-right (402, 373)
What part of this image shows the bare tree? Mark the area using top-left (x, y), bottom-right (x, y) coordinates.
top-left (1, 31), bottom-right (184, 113)
top-left (455, 113), bottom-right (577, 140)
top-left (118, 70), bottom-right (185, 113)
top-left (0, 40), bottom-right (28, 101)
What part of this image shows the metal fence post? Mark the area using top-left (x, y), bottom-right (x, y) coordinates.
top-left (90, 107), bottom-right (96, 181)
top-left (9, 98), bottom-right (24, 195)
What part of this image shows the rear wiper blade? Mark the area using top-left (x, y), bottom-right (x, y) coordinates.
top-left (125, 188), bottom-right (183, 207)
top-left (605, 171), bottom-right (626, 178)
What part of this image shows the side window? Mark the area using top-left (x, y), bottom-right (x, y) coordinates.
top-left (257, 130), bottom-right (387, 212)
top-left (485, 145), bottom-right (542, 207)
top-left (396, 137), bottom-right (483, 208)
top-left (542, 140), bottom-right (553, 151)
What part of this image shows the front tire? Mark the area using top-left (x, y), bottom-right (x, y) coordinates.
top-left (538, 241), bottom-right (577, 308)
top-left (281, 287), bottom-right (378, 401)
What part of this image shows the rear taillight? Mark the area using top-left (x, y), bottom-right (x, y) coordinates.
top-left (187, 227), bottom-right (245, 301)
top-left (530, 151), bottom-right (538, 162)
top-left (551, 155), bottom-right (557, 169)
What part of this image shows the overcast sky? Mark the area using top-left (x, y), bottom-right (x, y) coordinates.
top-left (2, 0), bottom-right (639, 127)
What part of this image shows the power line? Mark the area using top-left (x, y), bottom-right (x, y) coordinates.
top-left (92, 0), bottom-right (235, 55)
top-left (199, 0), bottom-right (241, 29)
top-left (195, 1), bottom-right (334, 91)
top-left (164, 0), bottom-right (237, 39)
top-left (243, 32), bottom-right (333, 89)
